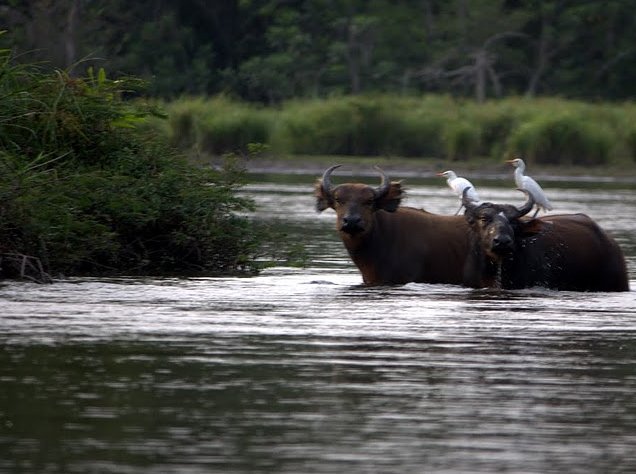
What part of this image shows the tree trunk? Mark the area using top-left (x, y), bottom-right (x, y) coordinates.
top-left (526, 7), bottom-right (554, 97)
top-left (346, 22), bottom-right (361, 94)
top-left (456, 0), bottom-right (468, 52)
top-left (64, 0), bottom-right (79, 68)
top-left (474, 50), bottom-right (487, 103)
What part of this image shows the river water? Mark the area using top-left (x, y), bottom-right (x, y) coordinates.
top-left (1, 172), bottom-right (636, 473)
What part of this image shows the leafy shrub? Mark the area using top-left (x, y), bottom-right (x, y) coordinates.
top-left (0, 48), bottom-right (261, 279)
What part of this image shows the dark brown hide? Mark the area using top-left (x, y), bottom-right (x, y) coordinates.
top-left (315, 166), bottom-right (470, 286)
top-left (463, 199), bottom-right (630, 291)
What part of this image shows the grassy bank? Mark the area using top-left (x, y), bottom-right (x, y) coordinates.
top-left (152, 95), bottom-right (636, 170)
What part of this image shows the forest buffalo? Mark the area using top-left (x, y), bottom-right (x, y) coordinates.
top-left (461, 189), bottom-right (629, 291)
top-left (315, 165), bottom-right (470, 285)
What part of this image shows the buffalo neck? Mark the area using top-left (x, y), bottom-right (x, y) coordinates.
top-left (339, 212), bottom-right (392, 284)
top-left (464, 237), bottom-right (506, 289)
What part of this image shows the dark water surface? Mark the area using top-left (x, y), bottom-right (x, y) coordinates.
top-left (1, 175), bottom-right (635, 473)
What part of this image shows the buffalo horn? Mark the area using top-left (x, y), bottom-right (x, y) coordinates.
top-left (373, 166), bottom-right (390, 198)
top-left (321, 164), bottom-right (342, 198)
top-left (513, 189), bottom-right (535, 218)
top-left (462, 187), bottom-right (478, 212)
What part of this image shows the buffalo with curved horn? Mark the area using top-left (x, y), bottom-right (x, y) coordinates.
top-left (315, 165), bottom-right (470, 286)
top-left (461, 188), bottom-right (629, 291)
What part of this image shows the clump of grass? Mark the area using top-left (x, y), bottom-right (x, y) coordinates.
top-left (346, 96), bottom-right (400, 155)
top-left (274, 98), bottom-right (358, 155)
top-left (393, 107), bottom-right (444, 157)
top-left (506, 113), bottom-right (614, 165)
top-left (442, 120), bottom-right (481, 161)
top-left (164, 96), bottom-right (209, 148)
top-left (158, 96), bottom-right (274, 155)
top-left (196, 108), bottom-right (272, 155)
top-left (467, 100), bottom-right (520, 159)
top-left (274, 94), bottom-right (455, 157)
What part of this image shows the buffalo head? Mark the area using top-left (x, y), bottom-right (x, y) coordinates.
top-left (315, 165), bottom-right (403, 237)
top-left (462, 188), bottom-right (534, 261)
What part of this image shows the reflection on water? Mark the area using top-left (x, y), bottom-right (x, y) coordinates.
top-left (1, 178), bottom-right (636, 473)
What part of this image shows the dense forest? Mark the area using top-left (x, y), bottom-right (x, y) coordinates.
top-left (2, 0), bottom-right (636, 102)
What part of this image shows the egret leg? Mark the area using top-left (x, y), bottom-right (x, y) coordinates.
top-left (532, 207), bottom-right (539, 218)
top-left (454, 202), bottom-right (464, 215)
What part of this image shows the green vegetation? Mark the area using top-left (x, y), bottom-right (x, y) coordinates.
top-left (4, 2), bottom-right (636, 103)
top-left (0, 46), bottom-right (262, 281)
top-left (156, 95), bottom-right (636, 168)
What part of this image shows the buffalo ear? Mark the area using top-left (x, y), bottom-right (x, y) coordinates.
top-left (314, 179), bottom-right (333, 212)
top-left (463, 204), bottom-right (481, 227)
top-left (375, 181), bottom-right (403, 212)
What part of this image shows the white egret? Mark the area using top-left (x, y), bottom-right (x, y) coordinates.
top-left (506, 158), bottom-right (553, 218)
top-left (437, 170), bottom-right (480, 214)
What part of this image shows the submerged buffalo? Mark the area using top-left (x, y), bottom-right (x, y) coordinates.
top-left (315, 165), bottom-right (470, 285)
top-left (461, 189), bottom-right (629, 292)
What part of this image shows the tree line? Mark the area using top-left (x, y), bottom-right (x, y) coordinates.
top-left (2, 0), bottom-right (635, 103)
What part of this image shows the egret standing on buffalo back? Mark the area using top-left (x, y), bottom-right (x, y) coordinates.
top-left (506, 158), bottom-right (553, 217)
top-left (437, 170), bottom-right (480, 215)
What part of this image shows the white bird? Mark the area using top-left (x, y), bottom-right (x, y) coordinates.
top-left (437, 170), bottom-right (480, 215)
top-left (506, 158), bottom-right (553, 217)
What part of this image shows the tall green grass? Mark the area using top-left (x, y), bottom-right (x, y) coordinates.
top-left (157, 94), bottom-right (636, 167)
top-left (158, 96), bottom-right (273, 155)
top-left (506, 113), bottom-right (613, 165)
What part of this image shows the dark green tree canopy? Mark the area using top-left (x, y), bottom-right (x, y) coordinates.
top-left (2, 0), bottom-right (636, 102)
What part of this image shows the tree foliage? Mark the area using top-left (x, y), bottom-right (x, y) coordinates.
top-left (2, 0), bottom-right (636, 102)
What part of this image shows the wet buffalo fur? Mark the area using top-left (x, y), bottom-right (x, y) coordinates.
top-left (463, 204), bottom-right (630, 292)
top-left (315, 167), bottom-right (470, 286)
